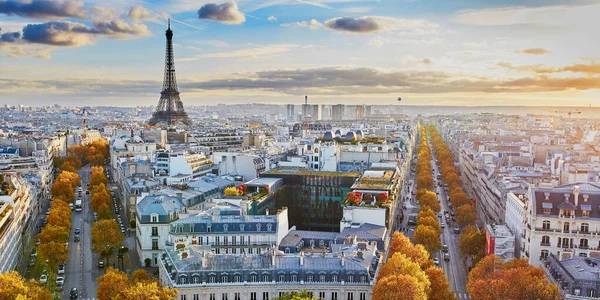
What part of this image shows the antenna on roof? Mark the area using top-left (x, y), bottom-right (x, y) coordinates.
top-left (168, 18), bottom-right (171, 29)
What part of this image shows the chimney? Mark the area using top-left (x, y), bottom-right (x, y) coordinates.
top-left (353, 233), bottom-right (357, 245)
top-left (201, 251), bottom-right (207, 268)
top-left (304, 95), bottom-right (308, 105)
top-left (300, 251), bottom-right (304, 266)
top-left (341, 252), bottom-right (345, 266)
top-left (574, 185), bottom-right (581, 206)
top-left (266, 208), bottom-right (269, 216)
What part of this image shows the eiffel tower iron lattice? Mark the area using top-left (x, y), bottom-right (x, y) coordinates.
top-left (148, 19), bottom-right (191, 126)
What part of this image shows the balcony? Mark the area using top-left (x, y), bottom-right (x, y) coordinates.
top-left (559, 214), bottom-right (575, 219)
top-left (535, 227), bottom-right (555, 232)
top-left (579, 245), bottom-right (589, 250)
top-left (540, 242), bottom-right (550, 246)
top-left (151, 232), bottom-right (159, 237)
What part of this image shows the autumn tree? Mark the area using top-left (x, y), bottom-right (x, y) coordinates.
top-left (131, 269), bottom-right (150, 284)
top-left (97, 267), bottom-right (129, 300)
top-left (388, 232), bottom-right (432, 270)
top-left (0, 271), bottom-right (51, 300)
top-left (377, 253), bottom-right (430, 291)
top-left (91, 187), bottom-right (111, 213)
top-left (419, 191), bottom-right (441, 213)
top-left (91, 220), bottom-right (123, 265)
top-left (417, 206), bottom-right (436, 222)
top-left (418, 216), bottom-right (442, 236)
top-left (51, 179), bottom-right (75, 203)
top-left (118, 281), bottom-right (178, 300)
top-left (373, 275), bottom-right (427, 300)
top-left (38, 241), bottom-right (69, 273)
top-left (46, 202), bottom-right (72, 229)
top-left (60, 161), bottom-right (78, 173)
top-left (460, 225), bottom-right (485, 257)
top-left (224, 187), bottom-right (241, 196)
top-left (413, 225), bottom-right (442, 253)
top-left (97, 203), bottom-right (112, 220)
top-left (274, 291), bottom-right (319, 300)
top-left (425, 267), bottom-right (458, 300)
top-left (38, 225), bottom-right (69, 244)
top-left (467, 255), bottom-right (561, 300)
top-left (456, 204), bottom-right (477, 227)
top-left (89, 166), bottom-right (108, 188)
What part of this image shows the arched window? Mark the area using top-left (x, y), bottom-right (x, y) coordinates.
top-left (262, 274), bottom-right (270, 282)
top-left (580, 238), bottom-right (589, 248)
top-left (221, 275), bottom-right (228, 283)
top-left (541, 236), bottom-right (550, 245)
top-left (540, 250), bottom-right (549, 259)
top-left (542, 221), bottom-right (550, 230)
top-left (581, 223), bottom-right (589, 233)
top-left (209, 276), bottom-right (215, 283)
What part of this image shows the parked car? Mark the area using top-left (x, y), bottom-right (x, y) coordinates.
top-left (56, 276), bottom-right (65, 286)
top-left (442, 245), bottom-right (448, 252)
top-left (434, 258), bottom-right (440, 266)
top-left (28, 258), bottom-right (35, 267)
top-left (58, 264), bottom-right (65, 274)
top-left (36, 238), bottom-right (41, 245)
top-left (39, 274), bottom-right (47, 284)
top-left (69, 203), bottom-right (74, 210)
top-left (444, 254), bottom-right (450, 262)
top-left (74, 228), bottom-right (80, 234)
top-left (70, 288), bottom-right (78, 299)
top-left (440, 223), bottom-right (446, 229)
top-left (454, 226), bottom-right (461, 234)
top-left (74, 235), bottom-right (80, 242)
top-left (98, 261), bottom-right (104, 268)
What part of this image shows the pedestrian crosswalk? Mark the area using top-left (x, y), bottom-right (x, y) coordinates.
top-left (456, 292), bottom-right (470, 299)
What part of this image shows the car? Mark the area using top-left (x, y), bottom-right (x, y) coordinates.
top-left (45, 209), bottom-right (50, 215)
top-left (56, 276), bottom-right (65, 286)
top-left (440, 223), bottom-right (446, 229)
top-left (39, 274), bottom-right (47, 284)
top-left (65, 241), bottom-right (69, 248)
top-left (74, 228), bottom-right (80, 234)
top-left (74, 235), bottom-right (80, 242)
top-left (70, 288), bottom-right (78, 299)
top-left (69, 203), bottom-right (74, 210)
top-left (98, 261), bottom-right (104, 268)
top-left (454, 227), bottom-right (461, 234)
top-left (121, 228), bottom-right (125, 233)
top-left (36, 238), bottom-right (41, 245)
top-left (58, 264), bottom-right (65, 274)
top-left (86, 190), bottom-right (90, 195)
top-left (433, 258), bottom-right (440, 266)
top-left (28, 258), bottom-right (36, 267)
top-left (442, 245), bottom-right (448, 252)
top-left (444, 254), bottom-right (450, 261)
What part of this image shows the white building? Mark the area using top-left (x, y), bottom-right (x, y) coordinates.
top-left (154, 150), bottom-right (213, 185)
top-left (484, 224), bottom-right (515, 260)
top-left (340, 206), bottom-right (387, 232)
top-left (212, 152), bottom-right (266, 181)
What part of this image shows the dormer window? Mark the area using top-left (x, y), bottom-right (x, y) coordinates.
top-left (256, 224), bottom-right (261, 231)
top-left (240, 224), bottom-right (245, 232)
top-left (223, 224), bottom-right (229, 232)
top-left (267, 224), bottom-right (272, 232)
top-left (151, 214), bottom-right (159, 223)
top-left (207, 224), bottom-right (212, 233)
top-left (583, 195), bottom-right (590, 202)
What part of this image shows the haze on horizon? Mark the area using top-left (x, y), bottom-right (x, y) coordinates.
top-left (0, 0), bottom-right (599, 107)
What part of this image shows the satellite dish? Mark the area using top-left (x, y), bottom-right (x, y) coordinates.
top-left (397, 97), bottom-right (402, 102)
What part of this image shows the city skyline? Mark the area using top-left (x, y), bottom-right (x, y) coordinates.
top-left (1, 0), bottom-right (599, 107)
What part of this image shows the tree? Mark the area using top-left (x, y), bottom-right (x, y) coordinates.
top-left (373, 275), bottom-right (427, 300)
top-left (91, 220), bottom-right (123, 265)
top-left (51, 179), bottom-right (75, 203)
top-left (274, 291), bottom-right (319, 300)
top-left (38, 225), bottom-right (69, 244)
top-left (467, 255), bottom-right (561, 300)
top-left (97, 203), bottom-right (112, 220)
top-left (389, 232), bottom-right (432, 270)
top-left (224, 187), bottom-right (241, 196)
top-left (417, 206), bottom-right (436, 223)
top-left (60, 161), bottom-right (78, 173)
top-left (413, 225), bottom-right (442, 253)
top-left (345, 192), bottom-right (362, 205)
top-left (418, 216), bottom-right (442, 236)
top-left (91, 187), bottom-right (111, 213)
top-left (38, 241), bottom-right (69, 273)
top-left (460, 226), bottom-right (485, 256)
top-left (0, 271), bottom-right (51, 300)
top-left (419, 191), bottom-right (441, 213)
top-left (97, 267), bottom-right (129, 300)
top-left (46, 202), bottom-right (71, 229)
top-left (89, 167), bottom-right (108, 187)
top-left (425, 267), bottom-right (457, 300)
top-left (118, 281), bottom-right (178, 300)
top-left (377, 253), bottom-right (430, 291)
top-left (131, 270), bottom-right (149, 284)
top-left (456, 204), bottom-right (477, 227)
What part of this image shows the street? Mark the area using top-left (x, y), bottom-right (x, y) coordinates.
top-left (430, 146), bottom-right (470, 300)
top-left (62, 165), bottom-right (100, 300)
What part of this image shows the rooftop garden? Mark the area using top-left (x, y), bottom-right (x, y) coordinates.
top-left (265, 167), bottom-right (361, 177)
top-left (344, 191), bottom-right (390, 208)
top-left (354, 170), bottom-right (394, 190)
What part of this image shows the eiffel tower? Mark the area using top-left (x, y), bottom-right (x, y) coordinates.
top-left (148, 19), bottom-right (191, 126)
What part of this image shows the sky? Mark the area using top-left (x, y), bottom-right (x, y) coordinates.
top-left (1, 0), bottom-right (599, 107)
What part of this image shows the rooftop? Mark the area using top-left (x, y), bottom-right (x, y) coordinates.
top-left (353, 170), bottom-right (395, 190)
top-left (264, 167), bottom-right (360, 177)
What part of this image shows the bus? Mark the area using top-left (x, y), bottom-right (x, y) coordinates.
top-left (75, 199), bottom-right (82, 212)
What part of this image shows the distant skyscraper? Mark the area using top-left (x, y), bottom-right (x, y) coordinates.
top-left (286, 104), bottom-right (295, 121)
top-left (148, 20), bottom-right (191, 126)
top-left (332, 104), bottom-right (345, 121)
top-left (301, 96), bottom-right (321, 121)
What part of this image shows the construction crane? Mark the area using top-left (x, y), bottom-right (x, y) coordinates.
top-left (71, 108), bottom-right (90, 138)
top-left (555, 110), bottom-right (581, 118)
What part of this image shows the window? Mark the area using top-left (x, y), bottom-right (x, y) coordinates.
top-left (257, 224), bottom-right (262, 231)
top-left (199, 237), bottom-right (203, 245)
top-left (263, 274), bottom-right (269, 282)
top-left (251, 275), bottom-right (257, 282)
top-left (583, 210), bottom-right (590, 217)
top-left (279, 275), bottom-right (285, 281)
top-left (181, 295), bottom-right (187, 300)
top-left (210, 294), bottom-right (216, 300)
top-left (348, 293), bottom-right (354, 300)
top-left (307, 292), bottom-right (313, 298)
top-left (152, 239), bottom-right (158, 250)
top-left (151, 214), bottom-right (158, 223)
top-left (234, 293), bottom-right (241, 300)
top-left (250, 293), bottom-right (257, 300)
top-left (319, 275), bottom-right (325, 282)
top-left (332, 275), bottom-right (338, 282)
top-left (241, 236), bottom-right (245, 245)
top-left (193, 276), bottom-right (199, 284)
top-left (541, 250), bottom-right (549, 259)
top-left (222, 293), bottom-right (228, 300)
top-left (564, 222), bottom-right (570, 232)
top-left (232, 236), bottom-right (236, 245)
top-left (240, 224), bottom-right (245, 232)
top-left (267, 224), bottom-right (272, 232)
top-left (541, 236), bottom-right (550, 245)
top-left (543, 207), bottom-right (551, 214)
top-left (223, 224), bottom-right (229, 232)
top-left (574, 288), bottom-right (582, 296)
top-left (307, 275), bottom-right (313, 282)
top-left (209, 276), bottom-right (215, 283)
top-left (589, 290), bottom-right (596, 297)
top-left (331, 292), bottom-right (338, 300)
top-left (221, 275), bottom-right (228, 283)
top-left (319, 292), bottom-right (325, 299)
top-left (360, 293), bottom-right (366, 300)
top-left (581, 223), bottom-right (589, 233)
top-left (542, 221), bottom-right (550, 230)
top-left (207, 224), bottom-right (212, 233)
top-left (248, 248), bottom-right (253, 255)
top-left (580, 238), bottom-right (589, 248)
top-left (224, 236), bottom-right (229, 245)
top-left (234, 275), bottom-right (240, 283)
top-left (216, 236), bottom-right (220, 245)
top-left (263, 292), bottom-right (269, 300)
top-left (360, 275), bottom-right (367, 283)
top-left (193, 295), bottom-right (199, 300)
top-left (180, 277), bottom-right (186, 284)
top-left (151, 227), bottom-right (158, 236)
top-left (290, 275), bottom-right (297, 282)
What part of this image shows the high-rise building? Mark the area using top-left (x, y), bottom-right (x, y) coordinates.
top-left (320, 104), bottom-right (331, 121)
top-left (332, 104), bottom-right (345, 121)
top-left (286, 104), bottom-right (295, 121)
top-left (301, 96), bottom-right (321, 121)
top-left (148, 19), bottom-right (191, 126)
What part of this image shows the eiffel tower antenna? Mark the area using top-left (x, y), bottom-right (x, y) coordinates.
top-left (148, 19), bottom-right (191, 126)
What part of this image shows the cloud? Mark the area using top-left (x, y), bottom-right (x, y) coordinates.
top-left (296, 0), bottom-right (332, 9)
top-left (198, 2), bottom-right (245, 24)
top-left (324, 17), bottom-right (381, 33)
top-left (128, 5), bottom-right (155, 21)
top-left (0, 0), bottom-right (86, 20)
top-left (497, 62), bottom-right (556, 74)
top-left (498, 61), bottom-right (600, 76)
top-left (422, 58), bottom-right (433, 65)
top-left (267, 15), bottom-right (277, 22)
top-left (281, 19), bottom-right (323, 29)
top-left (0, 31), bottom-right (21, 43)
top-left (20, 21), bottom-right (150, 47)
top-left (515, 48), bottom-right (551, 55)
top-left (340, 7), bottom-right (371, 13)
